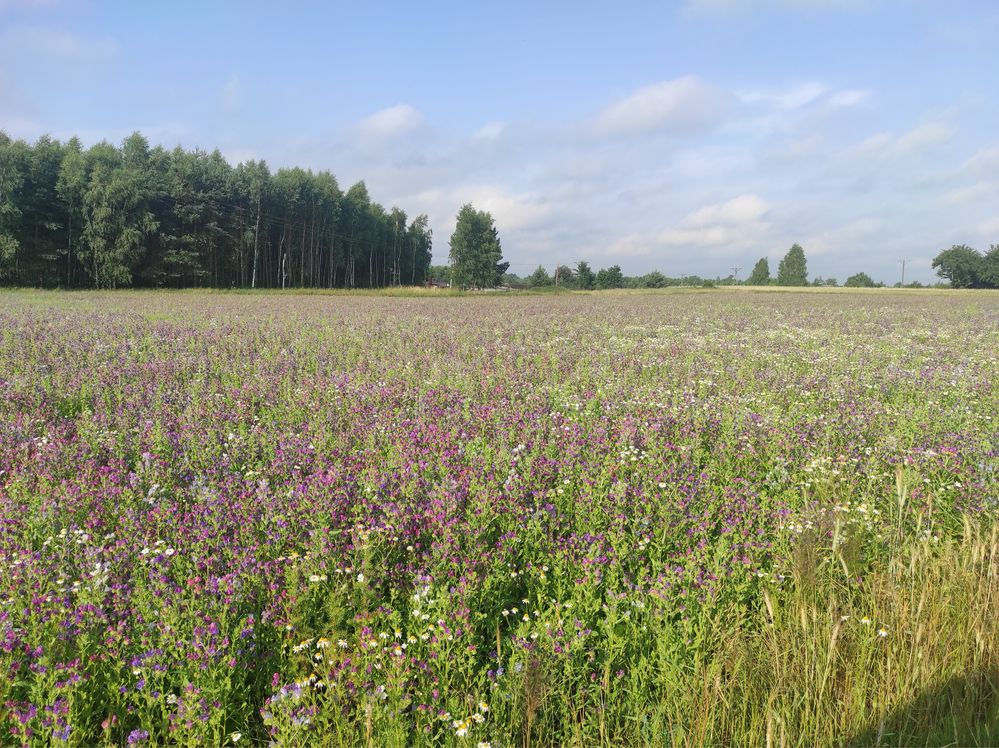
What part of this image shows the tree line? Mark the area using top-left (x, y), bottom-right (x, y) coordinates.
top-left (446, 209), bottom-right (999, 291)
top-left (445, 229), bottom-right (918, 290)
top-left (0, 131), bottom-right (433, 289)
top-left (507, 243), bottom-right (972, 290)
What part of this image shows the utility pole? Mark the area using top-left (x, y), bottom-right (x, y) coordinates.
top-left (898, 259), bottom-right (909, 287)
top-left (730, 267), bottom-right (742, 283)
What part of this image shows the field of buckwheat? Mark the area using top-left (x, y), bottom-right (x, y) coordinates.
top-left (0, 288), bottom-right (997, 747)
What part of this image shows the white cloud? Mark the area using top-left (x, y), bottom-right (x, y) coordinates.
top-left (741, 82), bottom-right (828, 110)
top-left (684, 194), bottom-right (770, 228)
top-left (848, 122), bottom-right (955, 161)
top-left (729, 83), bottom-right (870, 140)
top-left (473, 121), bottom-right (506, 141)
top-left (671, 145), bottom-right (755, 177)
top-left (765, 134), bottom-right (825, 163)
top-left (405, 184), bottom-right (552, 238)
top-left (894, 122), bottom-right (954, 155)
top-left (595, 75), bottom-right (731, 136)
top-left (826, 89), bottom-right (871, 108)
top-left (456, 185), bottom-right (552, 232)
top-left (958, 146), bottom-right (999, 177)
top-left (657, 195), bottom-right (771, 250)
top-left (802, 218), bottom-right (885, 257)
top-left (607, 233), bottom-right (657, 257)
top-left (941, 181), bottom-right (994, 206)
top-left (608, 194), bottom-right (771, 257)
top-left (356, 104), bottom-right (423, 139)
top-left (850, 131), bottom-right (893, 158)
top-left (657, 226), bottom-right (747, 250)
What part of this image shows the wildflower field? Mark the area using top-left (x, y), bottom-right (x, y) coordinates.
top-left (0, 288), bottom-right (997, 747)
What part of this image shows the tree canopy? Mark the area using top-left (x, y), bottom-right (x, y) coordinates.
top-left (527, 265), bottom-right (553, 287)
top-left (575, 261), bottom-right (595, 290)
top-left (595, 264), bottom-right (624, 289)
top-left (932, 244), bottom-right (999, 289)
top-left (844, 272), bottom-right (876, 288)
top-left (777, 244), bottom-right (808, 286)
top-left (747, 257), bottom-right (770, 285)
top-left (448, 204), bottom-right (503, 289)
top-left (0, 130), bottom-right (432, 289)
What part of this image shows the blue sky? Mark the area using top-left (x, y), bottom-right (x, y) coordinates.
top-left (2, 0), bottom-right (997, 283)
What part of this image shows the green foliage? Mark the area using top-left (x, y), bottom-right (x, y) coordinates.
top-left (932, 244), bottom-right (999, 289)
top-left (0, 234), bottom-right (17, 277)
top-left (500, 272), bottom-right (525, 288)
top-left (80, 138), bottom-right (158, 288)
top-left (595, 264), bottom-right (624, 289)
top-left (0, 131), bottom-right (432, 289)
top-left (0, 132), bottom-right (25, 281)
top-left (575, 261), bottom-right (596, 290)
top-left (640, 270), bottom-right (668, 288)
top-left (494, 260), bottom-right (511, 287)
top-left (427, 264), bottom-right (451, 284)
top-left (845, 272), bottom-right (876, 287)
top-left (408, 215), bottom-right (433, 285)
top-left (747, 257), bottom-right (770, 285)
top-left (932, 245), bottom-right (983, 288)
top-left (554, 264), bottom-right (575, 287)
top-left (527, 265), bottom-right (553, 287)
top-left (55, 137), bottom-right (87, 287)
top-left (777, 243), bottom-right (808, 286)
top-left (449, 204), bottom-right (504, 289)
top-left (982, 245), bottom-right (999, 287)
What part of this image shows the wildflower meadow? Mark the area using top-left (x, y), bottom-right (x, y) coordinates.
top-left (0, 288), bottom-right (996, 746)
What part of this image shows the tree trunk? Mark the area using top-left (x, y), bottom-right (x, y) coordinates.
top-left (251, 191), bottom-right (261, 289)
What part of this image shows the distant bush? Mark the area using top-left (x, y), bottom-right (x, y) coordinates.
top-left (845, 272), bottom-right (877, 288)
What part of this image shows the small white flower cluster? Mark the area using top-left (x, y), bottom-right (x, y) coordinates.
top-left (450, 701), bottom-right (490, 737)
top-left (619, 444), bottom-right (647, 462)
top-left (858, 617), bottom-right (889, 638)
top-left (138, 539), bottom-right (178, 557)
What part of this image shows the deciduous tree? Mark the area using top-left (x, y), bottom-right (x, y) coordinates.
top-left (777, 244), bottom-right (808, 286)
top-left (747, 257), bottom-right (770, 285)
top-left (0, 133), bottom-right (24, 282)
top-left (575, 260), bottom-right (595, 290)
top-left (932, 244), bottom-right (986, 288)
top-left (595, 264), bottom-right (624, 289)
top-left (845, 272), bottom-right (876, 287)
top-left (448, 204), bottom-right (503, 289)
